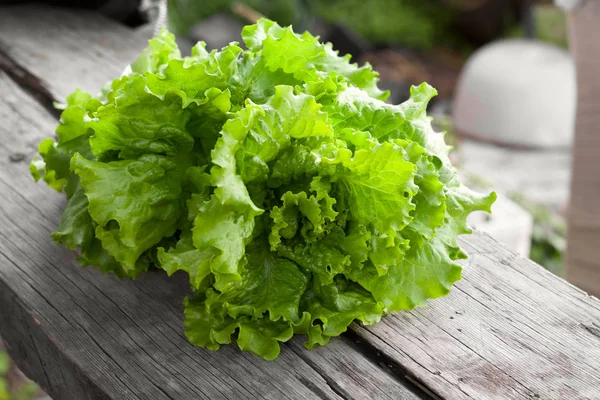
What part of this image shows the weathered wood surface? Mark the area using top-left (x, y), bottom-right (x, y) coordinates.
top-left (0, 5), bottom-right (146, 102)
top-left (565, 0), bottom-right (600, 297)
top-left (1, 4), bottom-right (600, 400)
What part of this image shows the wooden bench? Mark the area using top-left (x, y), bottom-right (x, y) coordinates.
top-left (0, 5), bottom-right (599, 400)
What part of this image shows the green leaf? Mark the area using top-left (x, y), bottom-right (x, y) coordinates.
top-left (88, 77), bottom-right (194, 159)
top-left (194, 86), bottom-right (332, 288)
top-left (30, 89), bottom-right (98, 194)
top-left (191, 106), bottom-right (263, 288)
top-left (184, 296), bottom-right (295, 361)
top-left (268, 137), bottom-right (336, 186)
top-left (330, 142), bottom-right (418, 235)
top-left (400, 140), bottom-right (446, 240)
top-left (192, 196), bottom-right (257, 288)
top-left (158, 230), bottom-right (216, 291)
top-left (243, 19), bottom-right (388, 100)
top-left (230, 54), bottom-right (299, 105)
top-left (130, 27), bottom-right (181, 74)
top-left (235, 85), bottom-right (333, 183)
top-left (71, 153), bottom-right (186, 270)
top-left (236, 317), bottom-right (295, 361)
top-left (213, 240), bottom-right (310, 321)
top-left (269, 186), bottom-right (338, 249)
top-left (54, 175), bottom-right (143, 279)
top-left (325, 83), bottom-right (451, 161)
top-left (30, 139), bottom-right (69, 192)
top-left (78, 237), bottom-right (141, 278)
top-left (52, 181), bottom-right (94, 250)
top-left (144, 43), bottom-right (241, 108)
top-left (301, 276), bottom-right (383, 348)
top-left (276, 238), bottom-right (351, 284)
top-left (349, 236), bottom-right (462, 311)
top-left (438, 178), bottom-right (497, 253)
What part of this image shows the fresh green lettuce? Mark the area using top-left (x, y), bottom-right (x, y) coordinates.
top-left (31, 20), bottom-right (495, 360)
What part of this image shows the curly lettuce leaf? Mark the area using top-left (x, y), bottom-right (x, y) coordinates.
top-left (325, 83), bottom-right (451, 162)
top-left (71, 153), bottom-right (187, 270)
top-left (130, 27), bottom-right (181, 75)
top-left (30, 89), bottom-right (98, 194)
top-left (144, 43), bottom-right (241, 108)
top-left (301, 277), bottom-right (383, 347)
top-left (329, 142), bottom-right (419, 235)
top-left (242, 19), bottom-right (388, 100)
top-left (183, 241), bottom-right (309, 359)
top-left (88, 78), bottom-right (194, 159)
top-left (348, 236), bottom-right (462, 311)
top-left (185, 296), bottom-right (296, 361)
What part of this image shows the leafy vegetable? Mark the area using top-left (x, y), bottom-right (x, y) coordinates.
top-left (31, 20), bottom-right (495, 360)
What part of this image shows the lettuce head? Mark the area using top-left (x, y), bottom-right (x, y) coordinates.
top-left (31, 19), bottom-right (496, 360)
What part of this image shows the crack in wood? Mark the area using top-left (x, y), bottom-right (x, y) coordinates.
top-left (360, 326), bottom-right (478, 400)
top-left (295, 375), bottom-right (342, 400)
top-left (287, 343), bottom-right (350, 400)
top-left (581, 323), bottom-right (600, 339)
top-left (342, 331), bottom-right (440, 400)
top-left (27, 322), bottom-right (53, 394)
top-left (0, 48), bottom-right (60, 118)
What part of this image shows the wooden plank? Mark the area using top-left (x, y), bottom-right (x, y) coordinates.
top-left (352, 233), bottom-right (600, 400)
top-left (0, 5), bottom-right (147, 102)
top-left (0, 70), bottom-right (423, 400)
top-left (565, 0), bottom-right (600, 297)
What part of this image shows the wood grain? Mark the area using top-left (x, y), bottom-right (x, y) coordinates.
top-left (0, 5), bottom-right (147, 102)
top-left (565, 0), bottom-right (600, 297)
top-left (0, 70), bottom-right (423, 400)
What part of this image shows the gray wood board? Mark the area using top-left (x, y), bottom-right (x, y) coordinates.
top-left (0, 5), bottom-right (147, 102)
top-left (0, 70), bottom-right (422, 400)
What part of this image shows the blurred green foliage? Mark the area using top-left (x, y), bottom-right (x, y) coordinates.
top-left (167, 1), bottom-right (569, 52)
top-left (167, 0), bottom-right (455, 49)
top-left (508, 192), bottom-right (565, 276)
top-left (308, 0), bottom-right (451, 49)
top-left (0, 349), bottom-right (39, 400)
top-left (167, 0), bottom-right (299, 35)
top-left (0, 352), bottom-right (8, 400)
